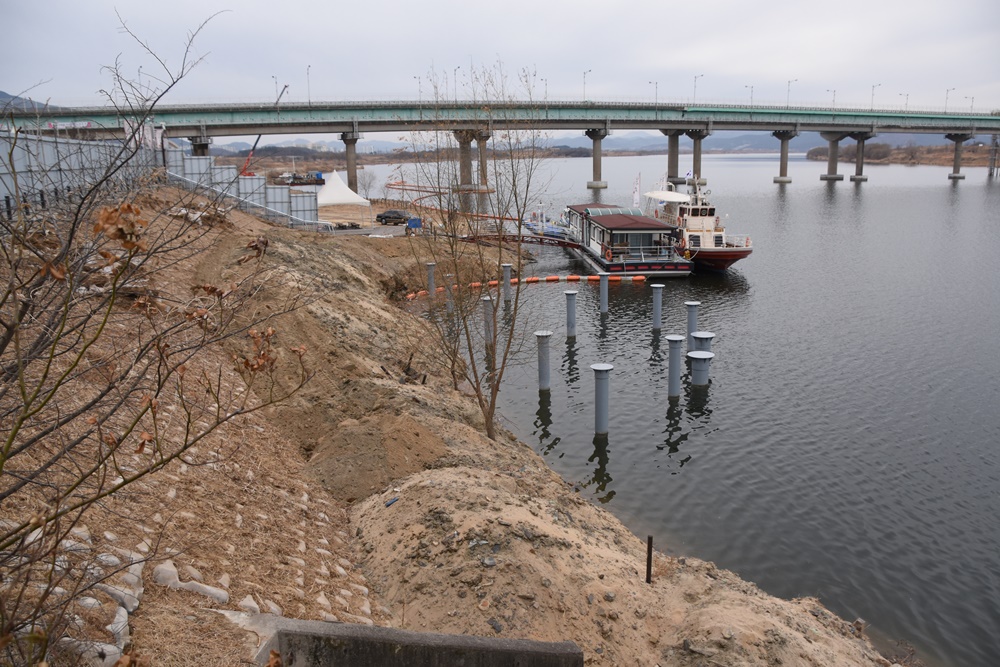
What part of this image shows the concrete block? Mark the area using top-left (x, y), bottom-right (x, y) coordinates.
top-left (257, 618), bottom-right (583, 667)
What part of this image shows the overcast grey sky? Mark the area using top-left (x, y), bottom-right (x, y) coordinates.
top-left (6, 0), bottom-right (999, 114)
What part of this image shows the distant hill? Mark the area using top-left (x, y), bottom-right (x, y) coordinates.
top-left (0, 90), bottom-right (63, 112)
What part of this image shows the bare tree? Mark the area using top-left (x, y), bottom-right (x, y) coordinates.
top-left (356, 168), bottom-right (377, 199)
top-left (0, 18), bottom-right (311, 664)
top-left (399, 63), bottom-right (550, 441)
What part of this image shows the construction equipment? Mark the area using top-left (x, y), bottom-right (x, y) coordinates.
top-left (239, 84), bottom-right (289, 177)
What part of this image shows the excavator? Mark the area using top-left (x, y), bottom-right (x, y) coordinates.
top-left (240, 84), bottom-right (289, 176)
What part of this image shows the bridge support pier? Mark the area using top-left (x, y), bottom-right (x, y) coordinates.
top-left (660, 130), bottom-right (686, 185)
top-left (454, 130), bottom-right (477, 212)
top-left (772, 130), bottom-right (798, 183)
top-left (341, 132), bottom-right (360, 192)
top-left (475, 130), bottom-right (491, 212)
top-left (189, 136), bottom-right (212, 157)
top-left (819, 132), bottom-right (849, 181)
top-left (685, 130), bottom-right (711, 184)
top-left (850, 132), bottom-right (876, 182)
top-left (989, 134), bottom-right (998, 179)
top-left (585, 129), bottom-right (608, 189)
top-left (946, 133), bottom-right (974, 180)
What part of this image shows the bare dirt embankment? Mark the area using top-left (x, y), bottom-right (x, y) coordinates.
top-left (91, 189), bottom-right (908, 665)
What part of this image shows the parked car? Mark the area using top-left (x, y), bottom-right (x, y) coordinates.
top-left (376, 209), bottom-right (410, 225)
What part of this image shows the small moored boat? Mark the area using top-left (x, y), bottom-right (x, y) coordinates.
top-left (644, 181), bottom-right (752, 272)
top-left (562, 204), bottom-right (693, 277)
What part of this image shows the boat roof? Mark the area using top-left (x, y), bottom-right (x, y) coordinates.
top-left (567, 204), bottom-right (675, 231)
top-left (644, 190), bottom-right (690, 204)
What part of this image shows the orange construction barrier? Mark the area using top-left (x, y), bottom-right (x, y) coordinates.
top-left (545, 275), bottom-right (560, 282)
top-left (608, 276), bottom-right (622, 282)
top-left (488, 280), bottom-right (499, 286)
top-left (586, 276), bottom-right (600, 282)
top-left (526, 277), bottom-right (540, 283)
top-left (567, 275), bottom-right (581, 281)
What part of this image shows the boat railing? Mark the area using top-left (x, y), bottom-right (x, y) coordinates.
top-left (610, 244), bottom-right (683, 261)
top-left (726, 235), bottom-right (751, 248)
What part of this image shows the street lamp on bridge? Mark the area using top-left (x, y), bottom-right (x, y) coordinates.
top-left (413, 75), bottom-right (421, 103)
top-left (453, 65), bottom-right (461, 102)
top-left (745, 85), bottom-right (754, 107)
top-left (306, 65), bottom-right (312, 112)
top-left (899, 92), bottom-right (908, 112)
top-left (827, 89), bottom-right (836, 109)
top-left (649, 80), bottom-right (658, 105)
top-left (871, 83), bottom-right (881, 110)
top-left (272, 75), bottom-right (278, 102)
top-left (693, 74), bottom-right (704, 103)
top-left (945, 87), bottom-right (955, 112)
top-left (786, 79), bottom-right (797, 108)
top-left (583, 69), bottom-right (592, 100)
top-left (965, 96), bottom-right (975, 112)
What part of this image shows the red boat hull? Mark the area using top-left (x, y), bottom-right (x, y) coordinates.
top-left (689, 247), bottom-right (753, 271)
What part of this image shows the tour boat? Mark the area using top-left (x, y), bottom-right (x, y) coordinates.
top-left (561, 204), bottom-right (693, 277)
top-left (644, 181), bottom-right (752, 272)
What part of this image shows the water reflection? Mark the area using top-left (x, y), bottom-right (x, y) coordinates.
top-left (649, 330), bottom-right (663, 364)
top-left (534, 390), bottom-right (560, 454)
top-left (656, 386), bottom-right (713, 470)
top-left (582, 434), bottom-right (615, 503)
top-left (562, 337), bottom-right (580, 386)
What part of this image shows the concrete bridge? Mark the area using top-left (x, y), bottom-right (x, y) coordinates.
top-left (11, 100), bottom-right (1000, 188)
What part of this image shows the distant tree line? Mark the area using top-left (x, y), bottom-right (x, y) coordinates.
top-left (806, 142), bottom-right (893, 161)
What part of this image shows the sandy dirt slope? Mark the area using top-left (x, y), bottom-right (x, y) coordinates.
top-left (73, 188), bottom-right (903, 666)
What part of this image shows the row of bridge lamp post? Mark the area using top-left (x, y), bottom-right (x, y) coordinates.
top-left (425, 262), bottom-right (716, 437)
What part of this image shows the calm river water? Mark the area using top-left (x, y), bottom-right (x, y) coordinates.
top-left (371, 153), bottom-right (1000, 666)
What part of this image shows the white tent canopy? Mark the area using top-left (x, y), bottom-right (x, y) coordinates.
top-left (317, 171), bottom-right (370, 206)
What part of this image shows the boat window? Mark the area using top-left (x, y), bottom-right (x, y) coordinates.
top-left (714, 234), bottom-right (724, 247)
top-left (679, 207), bottom-right (687, 216)
top-left (700, 207), bottom-right (709, 216)
top-left (708, 208), bottom-right (715, 216)
top-left (689, 235), bottom-right (701, 248)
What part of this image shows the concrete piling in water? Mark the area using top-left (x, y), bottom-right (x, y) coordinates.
top-left (426, 262), bottom-right (436, 295)
top-left (591, 363), bottom-right (613, 435)
top-left (688, 351), bottom-right (714, 386)
top-left (651, 284), bottom-right (664, 331)
top-left (482, 296), bottom-right (493, 345)
top-left (599, 273), bottom-right (609, 314)
top-left (666, 334), bottom-right (685, 398)
top-left (502, 263), bottom-right (513, 303)
top-left (536, 330), bottom-right (553, 392)
top-left (566, 291), bottom-right (578, 339)
top-left (691, 331), bottom-right (715, 352)
top-left (685, 301), bottom-right (701, 352)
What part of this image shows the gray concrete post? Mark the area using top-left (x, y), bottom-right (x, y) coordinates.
top-left (444, 274), bottom-right (454, 314)
top-left (502, 263), bottom-right (513, 303)
top-left (536, 330), bottom-right (553, 392)
top-left (688, 351), bottom-right (715, 386)
top-left (685, 301), bottom-right (701, 352)
top-left (565, 291), bottom-right (578, 338)
top-left (651, 284), bottom-right (664, 331)
top-left (666, 335), bottom-right (685, 398)
top-left (591, 363), bottom-right (614, 435)
top-left (691, 331), bottom-right (715, 352)
top-left (482, 296), bottom-right (493, 344)
top-left (599, 273), bottom-right (609, 314)
top-left (426, 262), bottom-right (436, 295)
